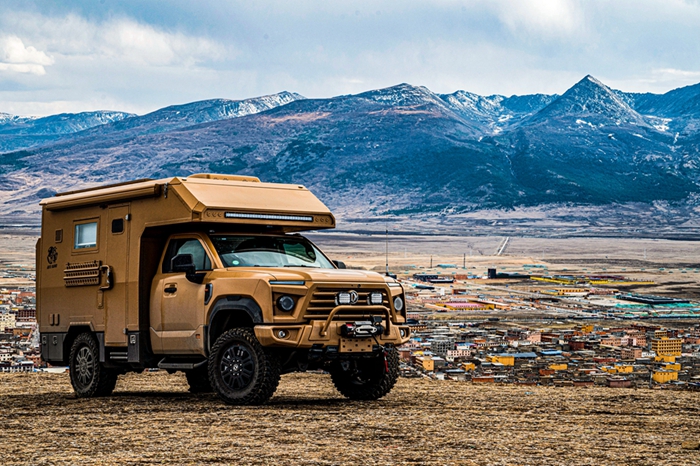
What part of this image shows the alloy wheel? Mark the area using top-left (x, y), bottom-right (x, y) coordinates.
top-left (220, 344), bottom-right (255, 390)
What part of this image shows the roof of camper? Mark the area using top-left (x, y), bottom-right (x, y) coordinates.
top-left (40, 174), bottom-right (336, 230)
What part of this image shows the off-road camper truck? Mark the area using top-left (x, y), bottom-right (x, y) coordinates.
top-left (37, 174), bottom-right (410, 405)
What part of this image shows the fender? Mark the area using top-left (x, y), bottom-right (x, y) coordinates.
top-left (206, 296), bottom-right (263, 352)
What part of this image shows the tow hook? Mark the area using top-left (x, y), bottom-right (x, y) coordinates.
top-left (371, 333), bottom-right (389, 374)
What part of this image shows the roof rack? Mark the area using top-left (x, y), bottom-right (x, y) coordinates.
top-left (188, 174), bottom-right (260, 182)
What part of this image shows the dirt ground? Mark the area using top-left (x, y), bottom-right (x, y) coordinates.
top-left (306, 232), bottom-right (700, 270)
top-left (2, 231), bottom-right (700, 464)
top-left (1, 371), bottom-right (699, 466)
top-left (0, 233), bottom-right (36, 287)
top-left (307, 233), bottom-right (700, 298)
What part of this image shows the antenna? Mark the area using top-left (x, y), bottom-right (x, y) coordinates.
top-left (385, 225), bottom-right (389, 276)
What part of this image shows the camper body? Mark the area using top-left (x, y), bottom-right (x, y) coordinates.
top-left (37, 174), bottom-right (409, 404)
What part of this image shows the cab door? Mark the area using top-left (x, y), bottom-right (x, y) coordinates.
top-left (150, 236), bottom-right (213, 354)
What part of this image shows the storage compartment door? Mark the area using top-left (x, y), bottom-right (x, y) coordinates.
top-left (104, 205), bottom-right (130, 346)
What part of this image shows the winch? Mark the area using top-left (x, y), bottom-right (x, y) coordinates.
top-left (340, 316), bottom-right (384, 338)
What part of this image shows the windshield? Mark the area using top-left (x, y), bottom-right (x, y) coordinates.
top-left (209, 235), bottom-right (335, 268)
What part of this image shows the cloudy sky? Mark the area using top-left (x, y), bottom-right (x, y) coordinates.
top-left (1, 0), bottom-right (700, 116)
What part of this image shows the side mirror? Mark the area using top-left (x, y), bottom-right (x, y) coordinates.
top-left (171, 254), bottom-right (204, 284)
top-left (333, 260), bottom-right (346, 269)
top-left (172, 254), bottom-right (195, 274)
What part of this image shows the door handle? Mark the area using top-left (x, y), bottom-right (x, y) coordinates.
top-left (164, 286), bottom-right (177, 294)
top-left (99, 265), bottom-right (113, 291)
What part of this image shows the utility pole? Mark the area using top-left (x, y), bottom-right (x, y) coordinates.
top-left (430, 255), bottom-right (433, 268)
top-left (463, 253), bottom-right (466, 269)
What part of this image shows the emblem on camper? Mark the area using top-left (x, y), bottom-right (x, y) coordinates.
top-left (47, 246), bottom-right (58, 268)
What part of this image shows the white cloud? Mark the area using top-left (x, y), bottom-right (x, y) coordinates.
top-left (98, 18), bottom-right (228, 67)
top-left (607, 68), bottom-right (700, 93)
top-left (0, 12), bottom-right (232, 113)
top-left (492, 0), bottom-right (582, 38)
top-left (0, 36), bottom-right (54, 75)
top-left (3, 13), bottom-right (228, 68)
top-left (1, 2), bottom-right (700, 115)
top-left (652, 68), bottom-right (700, 80)
top-left (0, 63), bottom-right (47, 75)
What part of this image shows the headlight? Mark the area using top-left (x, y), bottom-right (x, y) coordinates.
top-left (368, 292), bottom-right (383, 305)
top-left (393, 296), bottom-right (404, 312)
top-left (277, 295), bottom-right (295, 312)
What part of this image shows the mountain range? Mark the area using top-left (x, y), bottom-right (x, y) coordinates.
top-left (2, 75), bottom-right (700, 235)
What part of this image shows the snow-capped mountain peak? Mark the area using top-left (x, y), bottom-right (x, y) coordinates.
top-left (533, 74), bottom-right (648, 126)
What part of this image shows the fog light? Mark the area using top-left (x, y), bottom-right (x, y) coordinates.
top-left (336, 292), bottom-right (351, 305)
top-left (277, 295), bottom-right (295, 312)
top-left (368, 292), bottom-right (383, 305)
top-left (393, 296), bottom-right (404, 312)
top-left (400, 328), bottom-right (407, 338)
top-left (277, 329), bottom-right (288, 339)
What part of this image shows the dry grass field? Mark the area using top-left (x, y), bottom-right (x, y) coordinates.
top-left (307, 232), bottom-right (700, 270)
top-left (1, 371), bottom-right (699, 465)
top-left (307, 232), bottom-right (700, 298)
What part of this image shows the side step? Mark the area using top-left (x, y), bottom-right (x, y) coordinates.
top-left (157, 358), bottom-right (207, 370)
top-left (109, 352), bottom-right (128, 361)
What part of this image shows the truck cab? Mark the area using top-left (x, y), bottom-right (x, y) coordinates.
top-left (37, 174), bottom-right (410, 404)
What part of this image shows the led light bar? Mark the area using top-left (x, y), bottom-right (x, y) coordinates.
top-left (269, 280), bottom-right (306, 285)
top-left (225, 212), bottom-right (313, 222)
top-left (336, 292), bottom-right (351, 305)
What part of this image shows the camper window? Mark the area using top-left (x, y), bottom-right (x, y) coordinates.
top-left (111, 218), bottom-right (124, 234)
top-left (74, 221), bottom-right (98, 249)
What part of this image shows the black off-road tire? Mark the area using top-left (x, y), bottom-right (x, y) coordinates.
top-left (185, 364), bottom-right (213, 393)
top-left (330, 347), bottom-right (399, 401)
top-left (69, 332), bottom-right (118, 397)
top-left (208, 328), bottom-right (281, 405)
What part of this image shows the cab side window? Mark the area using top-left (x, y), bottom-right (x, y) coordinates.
top-left (162, 238), bottom-right (212, 273)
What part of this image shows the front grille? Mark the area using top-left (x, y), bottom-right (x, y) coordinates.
top-left (305, 287), bottom-right (390, 318)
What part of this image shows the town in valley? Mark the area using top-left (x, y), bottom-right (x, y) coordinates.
top-left (2, 230), bottom-right (699, 391)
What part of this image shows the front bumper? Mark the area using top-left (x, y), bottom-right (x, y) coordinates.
top-left (254, 318), bottom-right (411, 349)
